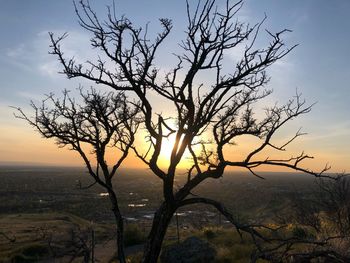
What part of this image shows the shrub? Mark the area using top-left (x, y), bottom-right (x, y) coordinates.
top-left (124, 223), bottom-right (146, 246)
top-left (11, 243), bottom-right (49, 262)
top-left (126, 252), bottom-right (143, 263)
top-left (292, 226), bottom-right (308, 239)
top-left (202, 227), bottom-right (216, 240)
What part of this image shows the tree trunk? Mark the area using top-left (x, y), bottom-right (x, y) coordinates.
top-left (142, 202), bottom-right (175, 263)
top-left (108, 190), bottom-right (126, 263)
top-left (114, 211), bottom-right (126, 263)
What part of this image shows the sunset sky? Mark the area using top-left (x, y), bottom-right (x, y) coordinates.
top-left (0, 0), bottom-right (349, 172)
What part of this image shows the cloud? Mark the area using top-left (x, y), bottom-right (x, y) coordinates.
top-left (305, 121), bottom-right (350, 142)
top-left (5, 29), bottom-right (92, 79)
top-left (6, 44), bottom-right (25, 58)
top-left (38, 61), bottom-right (60, 78)
top-left (16, 91), bottom-right (45, 102)
top-left (225, 43), bottom-right (247, 64)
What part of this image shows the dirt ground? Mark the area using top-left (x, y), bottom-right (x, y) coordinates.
top-left (0, 213), bottom-right (121, 262)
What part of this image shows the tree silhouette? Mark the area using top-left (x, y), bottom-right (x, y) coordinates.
top-left (283, 176), bottom-right (350, 262)
top-left (17, 0), bottom-right (332, 262)
top-left (16, 88), bottom-right (139, 261)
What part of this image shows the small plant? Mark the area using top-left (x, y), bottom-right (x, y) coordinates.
top-left (292, 226), bottom-right (308, 239)
top-left (12, 243), bottom-right (49, 262)
top-left (124, 224), bottom-right (146, 246)
top-left (203, 227), bottom-right (216, 240)
top-left (126, 252), bottom-right (144, 263)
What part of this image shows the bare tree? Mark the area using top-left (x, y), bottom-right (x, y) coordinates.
top-left (317, 175), bottom-right (350, 236)
top-left (18, 0), bottom-right (333, 262)
top-left (15, 88), bottom-right (139, 263)
top-left (0, 232), bottom-right (15, 243)
top-left (283, 176), bottom-right (350, 262)
top-left (37, 223), bottom-right (94, 263)
top-left (288, 176), bottom-right (350, 237)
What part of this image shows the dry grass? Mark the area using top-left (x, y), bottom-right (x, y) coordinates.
top-left (0, 212), bottom-right (112, 262)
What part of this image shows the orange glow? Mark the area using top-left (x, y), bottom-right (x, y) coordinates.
top-left (157, 135), bottom-right (175, 168)
top-left (1, 122), bottom-right (348, 173)
top-left (157, 134), bottom-right (195, 169)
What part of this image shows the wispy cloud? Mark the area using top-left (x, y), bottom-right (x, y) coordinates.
top-left (5, 29), bottom-right (92, 79)
top-left (6, 44), bottom-right (25, 58)
top-left (16, 91), bottom-right (45, 102)
top-left (305, 121), bottom-right (350, 142)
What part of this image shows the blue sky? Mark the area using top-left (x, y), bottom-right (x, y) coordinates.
top-left (0, 0), bottom-right (349, 171)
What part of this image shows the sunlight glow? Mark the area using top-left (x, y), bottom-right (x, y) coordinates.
top-left (158, 133), bottom-right (196, 169)
top-left (160, 134), bottom-right (177, 159)
top-left (158, 134), bottom-right (177, 168)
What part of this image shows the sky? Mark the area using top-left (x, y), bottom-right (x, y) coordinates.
top-left (0, 0), bottom-right (349, 172)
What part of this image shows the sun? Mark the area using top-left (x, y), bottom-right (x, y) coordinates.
top-left (135, 129), bottom-right (199, 169)
top-left (158, 134), bottom-right (199, 169)
top-left (159, 134), bottom-right (176, 166)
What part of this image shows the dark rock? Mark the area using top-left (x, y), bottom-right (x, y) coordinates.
top-left (160, 236), bottom-right (216, 263)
